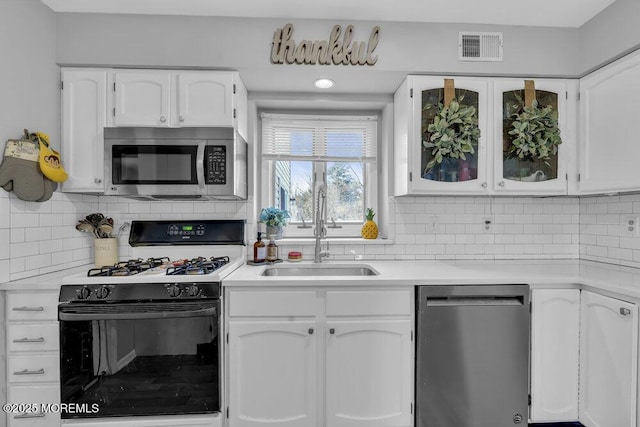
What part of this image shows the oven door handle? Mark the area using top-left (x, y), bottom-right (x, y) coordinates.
top-left (59, 306), bottom-right (217, 321)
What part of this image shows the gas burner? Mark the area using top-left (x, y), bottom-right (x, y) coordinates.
top-left (87, 257), bottom-right (170, 277)
top-left (165, 256), bottom-right (230, 276)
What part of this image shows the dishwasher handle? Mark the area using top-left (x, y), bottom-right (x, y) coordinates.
top-left (426, 296), bottom-right (525, 306)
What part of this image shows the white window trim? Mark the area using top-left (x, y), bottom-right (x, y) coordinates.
top-left (259, 112), bottom-right (379, 238)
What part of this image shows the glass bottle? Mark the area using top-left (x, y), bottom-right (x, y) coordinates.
top-left (253, 232), bottom-right (266, 263)
top-left (266, 235), bottom-right (278, 262)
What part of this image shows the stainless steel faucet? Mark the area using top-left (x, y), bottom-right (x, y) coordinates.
top-left (314, 183), bottom-right (330, 263)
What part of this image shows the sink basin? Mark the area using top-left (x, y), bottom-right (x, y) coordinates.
top-left (261, 264), bottom-right (379, 277)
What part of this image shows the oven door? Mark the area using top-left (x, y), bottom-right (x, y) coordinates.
top-left (58, 300), bottom-right (221, 419)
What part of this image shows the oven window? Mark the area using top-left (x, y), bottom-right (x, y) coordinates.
top-left (112, 145), bottom-right (198, 184)
top-left (59, 311), bottom-right (220, 418)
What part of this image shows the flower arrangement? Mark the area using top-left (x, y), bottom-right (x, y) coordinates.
top-left (259, 207), bottom-right (290, 227)
top-left (506, 99), bottom-right (562, 167)
top-left (422, 97), bottom-right (480, 172)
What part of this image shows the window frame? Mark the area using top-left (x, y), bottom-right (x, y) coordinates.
top-left (259, 113), bottom-right (379, 238)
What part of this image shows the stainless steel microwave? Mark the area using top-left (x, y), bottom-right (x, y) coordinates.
top-left (104, 127), bottom-right (247, 200)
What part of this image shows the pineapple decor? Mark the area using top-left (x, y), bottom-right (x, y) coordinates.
top-left (361, 208), bottom-right (379, 240)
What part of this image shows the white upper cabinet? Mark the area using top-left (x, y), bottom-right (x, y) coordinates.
top-left (111, 70), bottom-right (248, 138)
top-left (394, 75), bottom-right (577, 196)
top-left (176, 72), bottom-right (233, 127)
top-left (113, 70), bottom-right (171, 127)
top-left (493, 79), bottom-right (575, 195)
top-left (579, 50), bottom-right (640, 194)
top-left (394, 76), bottom-right (490, 195)
top-left (579, 291), bottom-right (637, 427)
top-left (60, 68), bottom-right (107, 193)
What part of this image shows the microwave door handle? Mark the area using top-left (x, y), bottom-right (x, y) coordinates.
top-left (196, 143), bottom-right (206, 191)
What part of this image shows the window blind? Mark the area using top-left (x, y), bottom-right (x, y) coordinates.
top-left (261, 113), bottom-right (377, 162)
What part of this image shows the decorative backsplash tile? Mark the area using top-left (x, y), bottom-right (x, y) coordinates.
top-left (2, 189), bottom-right (639, 282)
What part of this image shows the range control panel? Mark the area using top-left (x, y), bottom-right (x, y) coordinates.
top-left (205, 145), bottom-right (226, 185)
top-left (129, 219), bottom-right (246, 246)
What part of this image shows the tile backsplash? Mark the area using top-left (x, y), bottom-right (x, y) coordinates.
top-left (4, 190), bottom-right (640, 282)
top-left (580, 193), bottom-right (640, 269)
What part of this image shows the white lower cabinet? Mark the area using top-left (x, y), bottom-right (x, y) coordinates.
top-left (579, 291), bottom-right (637, 427)
top-left (228, 321), bottom-right (317, 427)
top-left (530, 289), bottom-right (580, 422)
top-left (226, 287), bottom-right (414, 427)
top-left (5, 291), bottom-right (60, 427)
top-left (325, 320), bottom-right (412, 427)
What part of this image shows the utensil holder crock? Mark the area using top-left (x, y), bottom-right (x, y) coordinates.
top-left (94, 238), bottom-right (118, 267)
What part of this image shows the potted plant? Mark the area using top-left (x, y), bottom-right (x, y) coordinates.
top-left (505, 99), bottom-right (562, 180)
top-left (259, 207), bottom-right (290, 239)
top-left (422, 96), bottom-right (481, 179)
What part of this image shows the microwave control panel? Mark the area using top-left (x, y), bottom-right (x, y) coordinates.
top-left (205, 146), bottom-right (226, 185)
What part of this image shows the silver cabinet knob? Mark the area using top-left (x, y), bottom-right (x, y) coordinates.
top-left (498, 181), bottom-right (505, 187)
top-left (620, 307), bottom-right (632, 316)
top-left (178, 115), bottom-right (185, 122)
top-left (308, 328), bottom-right (314, 335)
top-left (94, 178), bottom-right (102, 184)
top-left (329, 328), bottom-right (335, 335)
top-left (159, 115), bottom-right (167, 123)
top-left (481, 182), bottom-right (488, 188)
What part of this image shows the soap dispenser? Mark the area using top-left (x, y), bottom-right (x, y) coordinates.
top-left (253, 232), bottom-right (266, 263)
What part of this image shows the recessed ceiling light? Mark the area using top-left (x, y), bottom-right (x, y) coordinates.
top-left (313, 78), bottom-right (335, 89)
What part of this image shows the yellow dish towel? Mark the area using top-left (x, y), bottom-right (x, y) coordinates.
top-left (38, 137), bottom-right (68, 183)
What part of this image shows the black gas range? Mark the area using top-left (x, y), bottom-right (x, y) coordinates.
top-left (58, 219), bottom-right (244, 421)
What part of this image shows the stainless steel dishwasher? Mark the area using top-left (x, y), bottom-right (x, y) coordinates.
top-left (416, 285), bottom-right (530, 427)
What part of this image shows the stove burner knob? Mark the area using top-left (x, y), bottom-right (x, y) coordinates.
top-left (167, 284), bottom-right (182, 298)
top-left (76, 286), bottom-right (91, 300)
top-left (96, 286), bottom-right (111, 299)
top-left (187, 285), bottom-right (201, 297)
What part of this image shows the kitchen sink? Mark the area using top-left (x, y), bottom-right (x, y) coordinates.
top-left (261, 264), bottom-right (379, 277)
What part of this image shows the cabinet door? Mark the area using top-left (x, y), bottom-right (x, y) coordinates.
top-left (7, 384), bottom-right (60, 427)
top-left (530, 289), bottom-right (580, 422)
top-left (493, 79), bottom-right (571, 195)
top-left (406, 76), bottom-right (489, 195)
top-left (579, 291), bottom-right (637, 427)
top-left (113, 71), bottom-right (171, 126)
top-left (579, 50), bottom-right (640, 194)
top-left (60, 69), bottom-right (107, 193)
top-left (176, 72), bottom-right (234, 127)
top-left (228, 320), bottom-right (317, 427)
top-left (325, 320), bottom-right (412, 427)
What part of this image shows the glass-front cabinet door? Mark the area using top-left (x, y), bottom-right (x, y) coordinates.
top-left (493, 79), bottom-right (571, 195)
top-left (409, 77), bottom-right (489, 195)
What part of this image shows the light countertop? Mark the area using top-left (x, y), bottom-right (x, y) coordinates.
top-left (2, 259), bottom-right (640, 304)
top-left (224, 259), bottom-right (640, 303)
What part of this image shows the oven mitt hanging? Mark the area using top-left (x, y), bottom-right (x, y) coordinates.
top-left (32, 132), bottom-right (68, 183)
top-left (1, 177), bottom-right (56, 201)
top-left (0, 139), bottom-right (49, 201)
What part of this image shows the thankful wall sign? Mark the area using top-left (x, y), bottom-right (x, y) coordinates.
top-left (270, 23), bottom-right (380, 66)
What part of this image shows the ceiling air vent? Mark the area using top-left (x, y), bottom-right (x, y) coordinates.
top-left (459, 32), bottom-right (503, 62)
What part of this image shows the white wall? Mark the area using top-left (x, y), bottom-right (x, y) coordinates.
top-left (579, 0), bottom-right (640, 74)
top-left (54, 13), bottom-right (580, 94)
top-left (0, 0), bottom-right (96, 283)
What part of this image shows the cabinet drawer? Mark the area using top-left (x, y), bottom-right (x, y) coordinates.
top-left (229, 290), bottom-right (316, 317)
top-left (7, 384), bottom-right (60, 427)
top-left (326, 290), bottom-right (412, 316)
top-left (7, 324), bottom-right (59, 352)
top-left (7, 292), bottom-right (58, 321)
top-left (8, 354), bottom-right (59, 383)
